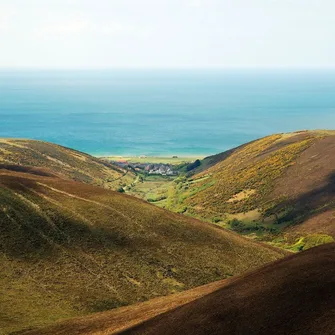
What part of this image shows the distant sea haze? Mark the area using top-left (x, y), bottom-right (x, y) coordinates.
top-left (1, 69), bottom-right (335, 157)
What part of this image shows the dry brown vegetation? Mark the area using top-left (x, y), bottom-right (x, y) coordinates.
top-left (122, 243), bottom-right (335, 335)
top-left (20, 243), bottom-right (335, 335)
top-left (0, 165), bottom-right (286, 334)
top-left (14, 279), bottom-right (227, 335)
top-left (0, 139), bottom-right (135, 189)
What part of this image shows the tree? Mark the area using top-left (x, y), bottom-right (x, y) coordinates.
top-left (186, 159), bottom-right (201, 172)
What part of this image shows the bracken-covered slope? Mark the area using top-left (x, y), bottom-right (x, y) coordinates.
top-left (122, 243), bottom-right (335, 335)
top-left (20, 243), bottom-right (335, 335)
top-left (166, 130), bottom-right (335, 247)
top-left (0, 139), bottom-right (134, 189)
top-left (0, 166), bottom-right (286, 334)
top-left (15, 279), bottom-right (228, 335)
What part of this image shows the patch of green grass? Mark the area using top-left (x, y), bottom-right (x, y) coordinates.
top-left (126, 175), bottom-right (174, 202)
top-left (289, 234), bottom-right (335, 252)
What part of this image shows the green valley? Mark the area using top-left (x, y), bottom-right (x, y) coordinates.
top-left (1, 132), bottom-right (334, 334)
top-left (129, 131), bottom-right (335, 251)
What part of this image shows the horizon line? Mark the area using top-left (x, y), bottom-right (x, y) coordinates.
top-left (1, 66), bottom-right (335, 71)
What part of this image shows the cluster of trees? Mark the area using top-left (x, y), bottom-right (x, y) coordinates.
top-left (186, 159), bottom-right (201, 172)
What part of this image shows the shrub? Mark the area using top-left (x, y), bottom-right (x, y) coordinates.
top-left (290, 234), bottom-right (334, 252)
top-left (186, 159), bottom-right (201, 172)
top-left (302, 234), bottom-right (334, 250)
top-left (177, 206), bottom-right (188, 214)
top-left (147, 195), bottom-right (167, 203)
top-left (227, 219), bottom-right (245, 232)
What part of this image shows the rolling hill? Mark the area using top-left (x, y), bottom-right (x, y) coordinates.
top-left (164, 130), bottom-right (335, 249)
top-left (122, 242), bottom-right (335, 335)
top-left (0, 139), bottom-right (135, 189)
top-left (0, 165), bottom-right (286, 334)
top-left (19, 243), bottom-right (335, 335)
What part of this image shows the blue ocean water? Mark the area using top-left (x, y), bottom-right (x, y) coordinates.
top-left (1, 69), bottom-right (335, 156)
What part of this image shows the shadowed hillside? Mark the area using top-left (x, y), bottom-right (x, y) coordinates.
top-left (0, 139), bottom-right (135, 189)
top-left (164, 130), bottom-right (335, 249)
top-left (13, 279), bottom-right (228, 335)
top-left (0, 166), bottom-right (286, 334)
top-left (19, 243), bottom-right (334, 335)
top-left (121, 243), bottom-right (335, 335)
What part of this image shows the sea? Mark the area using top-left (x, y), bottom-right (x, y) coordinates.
top-left (1, 69), bottom-right (335, 157)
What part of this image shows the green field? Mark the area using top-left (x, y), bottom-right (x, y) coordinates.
top-left (125, 175), bottom-right (174, 204)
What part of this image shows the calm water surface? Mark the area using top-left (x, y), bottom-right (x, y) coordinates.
top-left (1, 69), bottom-right (335, 156)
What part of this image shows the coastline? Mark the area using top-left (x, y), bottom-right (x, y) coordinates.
top-left (98, 155), bottom-right (204, 165)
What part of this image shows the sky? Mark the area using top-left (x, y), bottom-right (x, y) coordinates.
top-left (0, 0), bottom-right (334, 69)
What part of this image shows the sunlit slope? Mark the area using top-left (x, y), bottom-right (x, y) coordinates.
top-left (167, 131), bottom-right (335, 245)
top-left (0, 166), bottom-right (286, 334)
top-left (16, 280), bottom-right (227, 335)
top-left (122, 243), bottom-right (335, 335)
top-left (0, 139), bottom-right (134, 189)
top-left (21, 243), bottom-right (334, 335)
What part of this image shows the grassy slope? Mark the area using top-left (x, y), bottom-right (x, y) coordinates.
top-left (122, 242), bottom-right (335, 335)
top-left (21, 243), bottom-right (335, 335)
top-left (0, 166), bottom-right (286, 334)
top-left (125, 175), bottom-right (174, 203)
top-left (0, 139), bottom-right (135, 189)
top-left (161, 131), bottom-right (335, 248)
top-left (16, 279), bottom-right (227, 335)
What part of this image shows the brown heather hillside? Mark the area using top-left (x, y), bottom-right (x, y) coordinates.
top-left (15, 279), bottom-right (228, 335)
top-left (165, 130), bottom-right (335, 249)
top-left (122, 243), bottom-right (335, 335)
top-left (0, 165), bottom-right (287, 334)
top-left (20, 243), bottom-right (335, 335)
top-left (0, 139), bottom-right (135, 189)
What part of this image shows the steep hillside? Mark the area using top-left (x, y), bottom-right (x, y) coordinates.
top-left (164, 130), bottom-right (335, 248)
top-left (0, 165), bottom-right (286, 334)
top-left (14, 279), bottom-right (228, 335)
top-left (122, 243), bottom-right (335, 335)
top-left (0, 139), bottom-right (134, 189)
top-left (20, 243), bottom-right (335, 335)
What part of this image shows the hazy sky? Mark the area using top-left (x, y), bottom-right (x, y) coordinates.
top-left (0, 0), bottom-right (334, 69)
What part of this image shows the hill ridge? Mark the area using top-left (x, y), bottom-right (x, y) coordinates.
top-left (0, 138), bottom-right (135, 189)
